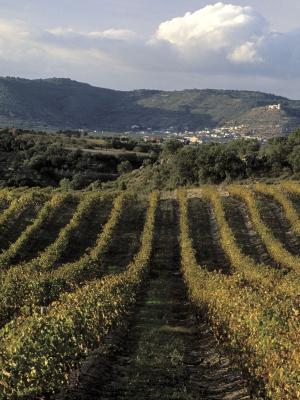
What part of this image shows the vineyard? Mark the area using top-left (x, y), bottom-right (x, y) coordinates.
top-left (0, 183), bottom-right (299, 399)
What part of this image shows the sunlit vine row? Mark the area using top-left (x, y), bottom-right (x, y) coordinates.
top-left (0, 191), bottom-right (158, 399)
top-left (279, 180), bottom-right (300, 195)
top-left (0, 193), bottom-right (75, 269)
top-left (255, 182), bottom-right (300, 236)
top-left (0, 189), bottom-right (48, 243)
top-left (179, 189), bottom-right (300, 400)
top-left (203, 186), bottom-right (300, 298)
top-left (29, 191), bottom-right (112, 270)
top-left (0, 191), bottom-right (124, 327)
top-left (0, 188), bottom-right (15, 209)
top-left (229, 185), bottom-right (300, 273)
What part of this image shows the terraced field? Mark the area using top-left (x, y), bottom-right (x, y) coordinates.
top-left (0, 183), bottom-right (299, 400)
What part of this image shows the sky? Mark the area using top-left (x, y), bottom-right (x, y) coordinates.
top-left (0, 1), bottom-right (300, 98)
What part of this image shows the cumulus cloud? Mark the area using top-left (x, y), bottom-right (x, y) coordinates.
top-left (229, 41), bottom-right (263, 63)
top-left (152, 2), bottom-right (300, 79)
top-left (156, 3), bottom-right (266, 49)
top-left (1, 3), bottom-right (300, 96)
top-left (154, 3), bottom-right (266, 66)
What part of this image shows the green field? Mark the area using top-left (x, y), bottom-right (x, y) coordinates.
top-left (0, 183), bottom-right (299, 399)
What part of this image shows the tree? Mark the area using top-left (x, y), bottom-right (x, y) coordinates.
top-left (59, 178), bottom-right (72, 190)
top-left (288, 145), bottom-right (300, 173)
top-left (117, 160), bottom-right (133, 174)
top-left (71, 173), bottom-right (88, 190)
top-left (162, 139), bottom-right (184, 156)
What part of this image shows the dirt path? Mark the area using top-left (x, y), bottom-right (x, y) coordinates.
top-left (223, 196), bottom-right (279, 268)
top-left (188, 197), bottom-right (231, 273)
top-left (59, 200), bottom-right (251, 400)
top-left (256, 193), bottom-right (300, 256)
top-left (56, 197), bottom-right (113, 265)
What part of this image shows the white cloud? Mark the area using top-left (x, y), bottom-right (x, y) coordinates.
top-left (47, 27), bottom-right (136, 41)
top-left (89, 29), bottom-right (136, 40)
top-left (154, 2), bottom-right (267, 65)
top-left (229, 41), bottom-right (263, 63)
top-left (156, 3), bottom-right (266, 47)
top-left (0, 4), bottom-right (300, 96)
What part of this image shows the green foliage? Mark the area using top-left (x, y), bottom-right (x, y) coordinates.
top-left (288, 145), bottom-right (300, 172)
top-left (117, 160), bottom-right (133, 174)
top-left (149, 130), bottom-right (300, 189)
top-left (1, 77), bottom-right (300, 132)
top-left (0, 131), bottom-right (153, 188)
top-left (0, 190), bottom-right (158, 398)
top-left (59, 178), bottom-right (72, 190)
top-left (178, 189), bottom-right (300, 400)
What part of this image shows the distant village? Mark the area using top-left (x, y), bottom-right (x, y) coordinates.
top-left (77, 103), bottom-right (285, 145)
top-left (120, 103), bottom-right (283, 144)
top-left (122, 124), bottom-right (266, 145)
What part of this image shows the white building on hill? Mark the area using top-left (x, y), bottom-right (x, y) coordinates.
top-left (267, 104), bottom-right (281, 111)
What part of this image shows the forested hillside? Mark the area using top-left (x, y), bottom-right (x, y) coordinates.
top-left (1, 77), bottom-right (300, 134)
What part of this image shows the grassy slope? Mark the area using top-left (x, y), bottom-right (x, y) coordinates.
top-left (1, 77), bottom-right (300, 133)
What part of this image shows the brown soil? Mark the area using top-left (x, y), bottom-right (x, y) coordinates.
top-left (286, 192), bottom-right (300, 216)
top-left (101, 200), bottom-right (147, 274)
top-left (11, 197), bottom-right (79, 264)
top-left (57, 200), bottom-right (252, 400)
top-left (188, 197), bottom-right (231, 273)
top-left (256, 193), bottom-right (300, 256)
top-left (56, 197), bottom-right (113, 265)
top-left (223, 196), bottom-right (279, 268)
top-left (0, 198), bottom-right (43, 252)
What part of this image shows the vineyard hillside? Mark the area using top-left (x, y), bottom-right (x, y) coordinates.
top-left (0, 183), bottom-right (299, 399)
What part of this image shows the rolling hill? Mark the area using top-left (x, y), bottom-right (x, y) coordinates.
top-left (0, 76), bottom-right (300, 135)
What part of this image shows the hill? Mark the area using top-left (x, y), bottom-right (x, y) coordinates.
top-left (0, 76), bottom-right (300, 135)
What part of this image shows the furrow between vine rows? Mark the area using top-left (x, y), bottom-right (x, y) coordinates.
top-left (222, 195), bottom-right (279, 268)
top-left (0, 191), bottom-right (158, 399)
top-left (0, 190), bottom-right (48, 254)
top-left (55, 195), bottom-right (113, 265)
top-left (0, 192), bottom-right (126, 327)
top-left (0, 193), bottom-right (79, 267)
top-left (61, 198), bottom-right (251, 400)
top-left (187, 197), bottom-right (231, 273)
top-left (228, 185), bottom-right (300, 275)
top-left (178, 189), bottom-right (300, 400)
top-left (255, 192), bottom-right (300, 256)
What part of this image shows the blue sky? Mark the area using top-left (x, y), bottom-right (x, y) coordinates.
top-left (0, 1), bottom-right (300, 98)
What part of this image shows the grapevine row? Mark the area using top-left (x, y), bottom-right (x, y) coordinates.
top-left (29, 191), bottom-right (112, 270)
top-left (178, 189), bottom-right (300, 400)
top-left (0, 189), bottom-right (14, 209)
top-left (0, 189), bottom-right (48, 238)
top-left (202, 187), bottom-right (300, 298)
top-left (0, 193), bottom-right (75, 269)
top-left (255, 182), bottom-right (300, 236)
top-left (0, 191), bottom-right (158, 399)
top-left (228, 185), bottom-right (300, 273)
top-left (0, 191), bottom-right (125, 326)
top-left (202, 187), bottom-right (279, 284)
top-left (279, 180), bottom-right (300, 195)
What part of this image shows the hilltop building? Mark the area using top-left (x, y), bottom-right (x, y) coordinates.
top-left (267, 104), bottom-right (281, 111)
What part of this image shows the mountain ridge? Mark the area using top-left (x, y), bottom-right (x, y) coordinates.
top-left (0, 76), bottom-right (300, 136)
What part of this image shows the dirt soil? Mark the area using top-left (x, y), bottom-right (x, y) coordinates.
top-left (57, 200), bottom-right (252, 400)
